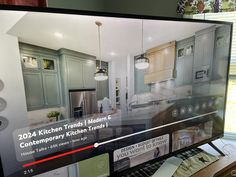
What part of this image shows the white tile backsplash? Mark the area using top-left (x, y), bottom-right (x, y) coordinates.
top-left (27, 107), bottom-right (66, 125)
top-left (131, 80), bottom-right (193, 104)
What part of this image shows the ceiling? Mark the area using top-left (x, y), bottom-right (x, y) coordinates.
top-left (7, 11), bottom-right (214, 61)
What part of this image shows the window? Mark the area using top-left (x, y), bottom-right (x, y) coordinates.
top-left (194, 12), bottom-right (236, 134)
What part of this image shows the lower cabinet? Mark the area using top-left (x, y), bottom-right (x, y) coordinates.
top-left (23, 72), bottom-right (45, 110)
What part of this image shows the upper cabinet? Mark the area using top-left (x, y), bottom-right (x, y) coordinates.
top-left (59, 49), bottom-right (97, 117)
top-left (193, 26), bottom-right (215, 83)
top-left (19, 43), bottom-right (62, 111)
top-left (59, 49), bottom-right (96, 90)
top-left (212, 25), bottom-right (231, 80)
top-left (175, 37), bottom-right (195, 87)
top-left (144, 41), bottom-right (176, 84)
top-left (66, 56), bottom-right (84, 89)
top-left (83, 60), bottom-right (97, 89)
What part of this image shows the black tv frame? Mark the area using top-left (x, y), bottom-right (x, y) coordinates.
top-left (0, 4), bottom-right (233, 177)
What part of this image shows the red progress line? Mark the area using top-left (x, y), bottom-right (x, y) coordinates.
top-left (22, 145), bottom-right (94, 168)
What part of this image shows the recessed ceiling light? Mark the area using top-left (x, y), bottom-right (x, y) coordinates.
top-left (110, 52), bottom-right (116, 56)
top-left (147, 36), bottom-right (153, 41)
top-left (54, 32), bottom-right (63, 39)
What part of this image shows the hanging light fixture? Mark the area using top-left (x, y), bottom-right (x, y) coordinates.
top-left (94, 21), bottom-right (108, 81)
top-left (135, 20), bottom-right (149, 70)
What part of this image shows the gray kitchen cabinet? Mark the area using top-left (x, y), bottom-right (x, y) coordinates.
top-left (212, 25), bottom-right (231, 80)
top-left (175, 36), bottom-right (194, 87)
top-left (58, 49), bottom-right (97, 117)
top-left (192, 26), bottom-right (215, 96)
top-left (23, 72), bottom-right (44, 110)
top-left (42, 73), bottom-right (61, 107)
top-left (193, 26), bottom-right (215, 83)
top-left (66, 57), bottom-right (83, 89)
top-left (96, 60), bottom-right (109, 100)
top-left (83, 60), bottom-right (96, 89)
top-left (19, 43), bottom-right (62, 110)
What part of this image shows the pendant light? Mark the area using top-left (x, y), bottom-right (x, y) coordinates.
top-left (94, 21), bottom-right (108, 81)
top-left (135, 20), bottom-right (149, 70)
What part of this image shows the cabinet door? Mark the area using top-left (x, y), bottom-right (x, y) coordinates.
top-left (154, 51), bottom-right (163, 72)
top-left (202, 32), bottom-right (215, 66)
top-left (163, 46), bottom-right (175, 70)
top-left (67, 57), bottom-right (83, 89)
top-left (212, 26), bottom-right (231, 80)
top-left (175, 38), bottom-right (194, 86)
top-left (42, 73), bottom-right (61, 107)
top-left (82, 60), bottom-right (96, 88)
top-left (23, 72), bottom-right (44, 110)
top-left (146, 53), bottom-right (156, 73)
top-left (194, 36), bottom-right (205, 68)
top-left (194, 31), bottom-right (215, 68)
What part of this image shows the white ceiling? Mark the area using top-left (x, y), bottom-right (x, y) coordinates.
top-left (0, 10), bottom-right (26, 34)
top-left (7, 11), bottom-right (214, 61)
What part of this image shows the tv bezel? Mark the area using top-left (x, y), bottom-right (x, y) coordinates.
top-left (0, 4), bottom-right (233, 177)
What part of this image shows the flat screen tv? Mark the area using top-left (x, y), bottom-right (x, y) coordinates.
top-left (0, 5), bottom-right (232, 177)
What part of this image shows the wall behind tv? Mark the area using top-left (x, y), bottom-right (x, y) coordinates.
top-left (47, 0), bottom-right (180, 17)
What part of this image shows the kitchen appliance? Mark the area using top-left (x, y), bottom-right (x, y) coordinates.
top-left (69, 89), bottom-right (98, 118)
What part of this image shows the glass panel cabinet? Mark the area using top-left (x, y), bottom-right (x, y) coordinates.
top-left (21, 54), bottom-right (39, 70)
top-left (42, 58), bottom-right (56, 71)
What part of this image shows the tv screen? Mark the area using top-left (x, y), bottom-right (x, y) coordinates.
top-left (0, 6), bottom-right (232, 177)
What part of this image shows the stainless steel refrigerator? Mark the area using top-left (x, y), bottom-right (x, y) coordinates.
top-left (69, 89), bottom-right (97, 118)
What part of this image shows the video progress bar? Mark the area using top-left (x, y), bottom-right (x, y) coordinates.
top-left (94, 111), bottom-right (218, 147)
top-left (22, 145), bottom-right (94, 168)
top-left (23, 111), bottom-right (217, 168)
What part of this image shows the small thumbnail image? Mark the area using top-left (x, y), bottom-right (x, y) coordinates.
top-left (172, 121), bottom-right (213, 151)
top-left (113, 134), bottom-right (169, 172)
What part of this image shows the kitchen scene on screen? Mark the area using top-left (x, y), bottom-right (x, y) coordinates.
top-left (7, 13), bottom-right (229, 139)
top-left (1, 12), bottom-right (231, 177)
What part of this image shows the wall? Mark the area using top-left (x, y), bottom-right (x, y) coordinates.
top-left (109, 58), bottom-right (128, 115)
top-left (0, 11), bottom-right (29, 176)
top-left (47, 0), bottom-right (180, 17)
top-left (0, 34), bottom-right (28, 176)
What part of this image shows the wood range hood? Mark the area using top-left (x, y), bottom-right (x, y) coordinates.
top-left (144, 41), bottom-right (176, 84)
